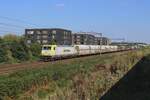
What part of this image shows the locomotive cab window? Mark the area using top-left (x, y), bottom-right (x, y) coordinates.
top-left (43, 47), bottom-right (47, 50)
top-left (43, 46), bottom-right (51, 50)
top-left (48, 47), bottom-right (51, 50)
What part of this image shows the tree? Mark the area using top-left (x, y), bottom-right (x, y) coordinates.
top-left (3, 34), bottom-right (21, 42)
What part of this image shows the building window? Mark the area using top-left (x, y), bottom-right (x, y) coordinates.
top-left (52, 35), bottom-right (55, 39)
top-left (52, 30), bottom-right (56, 34)
top-left (43, 30), bottom-right (48, 34)
top-left (42, 35), bottom-right (48, 39)
top-left (77, 36), bottom-right (80, 38)
top-left (27, 40), bottom-right (31, 44)
top-left (77, 39), bottom-right (80, 41)
top-left (37, 31), bottom-right (41, 34)
top-left (37, 35), bottom-right (41, 39)
top-left (37, 40), bottom-right (41, 44)
top-left (64, 31), bottom-right (66, 35)
top-left (64, 31), bottom-right (70, 39)
top-left (42, 40), bottom-right (48, 44)
top-left (64, 35), bottom-right (67, 39)
top-left (64, 41), bottom-right (68, 45)
top-left (27, 31), bottom-right (34, 34)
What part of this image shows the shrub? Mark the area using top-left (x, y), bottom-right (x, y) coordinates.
top-left (29, 43), bottom-right (41, 58)
top-left (0, 44), bottom-right (15, 63)
top-left (3, 34), bottom-right (21, 43)
top-left (0, 46), bottom-right (7, 63)
top-left (0, 35), bottom-right (40, 63)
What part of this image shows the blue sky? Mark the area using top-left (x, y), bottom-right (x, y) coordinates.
top-left (0, 0), bottom-right (150, 43)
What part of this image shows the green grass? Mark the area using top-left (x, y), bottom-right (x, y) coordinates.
top-left (0, 48), bottom-right (149, 100)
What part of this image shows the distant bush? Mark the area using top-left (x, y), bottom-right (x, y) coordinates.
top-left (30, 43), bottom-right (41, 58)
top-left (10, 42), bottom-right (29, 61)
top-left (0, 34), bottom-right (41, 63)
top-left (0, 43), bottom-right (15, 63)
top-left (0, 46), bottom-right (7, 63)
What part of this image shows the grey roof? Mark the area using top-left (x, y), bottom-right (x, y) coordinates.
top-left (25, 28), bottom-right (71, 32)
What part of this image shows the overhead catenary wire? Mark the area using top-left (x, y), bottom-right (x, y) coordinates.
top-left (0, 22), bottom-right (26, 34)
top-left (0, 22), bottom-right (27, 29)
top-left (0, 15), bottom-right (39, 27)
top-left (0, 15), bottom-right (48, 35)
top-left (0, 26), bottom-right (25, 30)
top-left (0, 29), bottom-right (22, 33)
top-left (0, 31), bottom-right (23, 35)
top-left (0, 24), bottom-right (24, 34)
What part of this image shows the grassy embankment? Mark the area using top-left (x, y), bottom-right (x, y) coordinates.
top-left (0, 48), bottom-right (150, 100)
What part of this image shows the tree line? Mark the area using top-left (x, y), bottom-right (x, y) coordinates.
top-left (0, 34), bottom-right (41, 63)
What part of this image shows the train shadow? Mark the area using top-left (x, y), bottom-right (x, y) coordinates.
top-left (100, 55), bottom-right (150, 100)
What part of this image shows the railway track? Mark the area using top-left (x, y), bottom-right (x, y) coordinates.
top-left (0, 50), bottom-right (135, 75)
top-left (0, 62), bottom-right (49, 74)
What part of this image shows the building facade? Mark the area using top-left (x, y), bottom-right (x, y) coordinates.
top-left (25, 28), bottom-right (72, 45)
top-left (95, 37), bottom-right (111, 45)
top-left (73, 32), bottom-right (111, 45)
top-left (73, 33), bottom-right (95, 45)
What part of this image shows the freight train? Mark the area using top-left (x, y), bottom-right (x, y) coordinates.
top-left (41, 45), bottom-right (135, 61)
